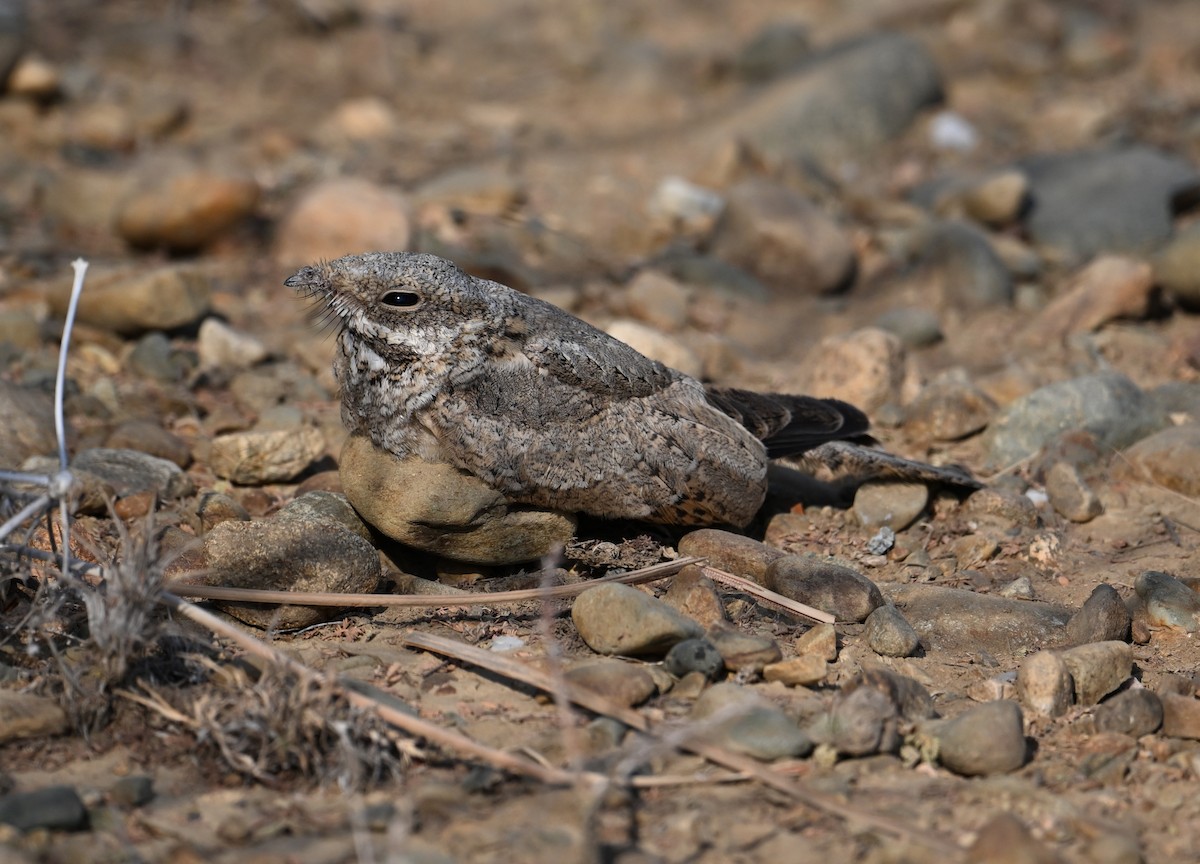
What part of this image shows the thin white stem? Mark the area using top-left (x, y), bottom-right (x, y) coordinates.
top-left (53, 258), bottom-right (88, 580)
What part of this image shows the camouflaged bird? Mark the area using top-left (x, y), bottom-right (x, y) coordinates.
top-left (288, 252), bottom-right (919, 529)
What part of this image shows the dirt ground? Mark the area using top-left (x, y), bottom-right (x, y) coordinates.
top-left (3, 1), bottom-right (1200, 862)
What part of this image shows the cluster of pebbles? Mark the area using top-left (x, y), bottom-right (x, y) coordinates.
top-left (2, 0), bottom-right (1200, 861)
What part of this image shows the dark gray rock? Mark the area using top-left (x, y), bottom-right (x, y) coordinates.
top-left (764, 555), bottom-right (884, 622)
top-left (928, 700), bottom-right (1027, 776)
top-left (0, 785), bottom-right (87, 832)
top-left (664, 637), bottom-right (724, 681)
top-left (874, 306), bottom-right (942, 347)
top-left (982, 373), bottom-right (1167, 470)
top-left (916, 220), bottom-right (1013, 309)
top-left (729, 32), bottom-right (943, 164)
top-left (690, 682), bottom-right (812, 761)
top-left (72, 447), bottom-right (194, 499)
top-left (1094, 689), bottom-right (1163, 737)
top-left (0, 0), bottom-right (28, 87)
top-left (1064, 584), bottom-right (1131, 646)
top-left (1020, 145), bottom-right (1200, 264)
top-left (734, 20), bottom-right (811, 82)
top-left (887, 584), bottom-right (1073, 653)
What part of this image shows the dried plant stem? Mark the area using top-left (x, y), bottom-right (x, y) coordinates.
top-left (160, 590), bottom-right (588, 787)
top-left (166, 557), bottom-right (700, 607)
top-left (699, 565), bottom-right (835, 624)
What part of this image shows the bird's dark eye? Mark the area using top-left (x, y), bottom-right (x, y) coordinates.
top-left (379, 290), bottom-right (423, 308)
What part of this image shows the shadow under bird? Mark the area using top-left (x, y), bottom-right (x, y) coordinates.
top-left (287, 252), bottom-right (975, 529)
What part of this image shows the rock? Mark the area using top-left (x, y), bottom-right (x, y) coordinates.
top-left (275, 491), bottom-right (373, 542)
top-left (604, 320), bottom-right (702, 379)
top-left (275, 177), bottom-right (412, 269)
top-left (762, 655), bottom-right (826, 687)
top-left (801, 327), bottom-right (905, 414)
top-left (326, 96), bottom-right (399, 141)
top-left (967, 813), bottom-right (1059, 864)
top-left (795, 622), bottom-right (838, 661)
top-left (710, 180), bottom-right (855, 295)
top-left (0, 786), bottom-right (88, 832)
top-left (664, 637), bottom-right (724, 681)
top-left (1063, 584), bottom-right (1131, 646)
top-left (1154, 221), bottom-right (1200, 310)
top-left (1118, 424), bottom-right (1200, 496)
top-left (661, 565), bottom-right (727, 628)
top-left (734, 20), bottom-right (811, 81)
top-left (1019, 146), bottom-right (1200, 264)
top-left (104, 420), bottom-right (192, 468)
top-left (1023, 256), bottom-right (1155, 344)
top-left (126, 332), bottom-right (191, 382)
top-left (928, 110), bottom-right (977, 151)
top-left (0, 691), bottom-right (67, 743)
top-left (764, 556), bottom-right (884, 623)
top-left (572, 583), bottom-right (702, 656)
top-left (863, 604), bottom-right (920, 657)
top-left (929, 700), bottom-right (1027, 776)
top-left (1059, 641), bottom-right (1132, 705)
top-left (196, 491), bottom-right (250, 532)
top-left (197, 318), bottom-right (270, 371)
top-left (999, 576), bottom-right (1035, 600)
top-left (874, 306), bottom-right (942, 348)
top-left (849, 668), bottom-right (935, 721)
top-left (852, 482), bottom-right (928, 531)
top-left (623, 269), bottom-right (692, 333)
top-left (655, 251), bottom-right (769, 302)
top-left (903, 372), bottom-right (997, 442)
top-left (1044, 461), bottom-right (1103, 523)
top-left (1134, 570), bottom-right (1200, 632)
top-left (691, 682), bottom-right (811, 761)
top-left (49, 265), bottom-right (211, 336)
top-left (0, 0), bottom-right (28, 87)
top-left (115, 168), bottom-right (259, 252)
top-left (72, 447), bottom-right (194, 498)
top-left (564, 660), bottom-right (656, 708)
top-left (709, 627), bottom-right (782, 673)
top-left (7, 53), bottom-right (58, 99)
top-left (413, 165), bottom-right (525, 218)
top-left (728, 32), bottom-right (943, 164)
top-left (645, 178), bottom-right (724, 239)
top-left (1151, 381), bottom-right (1200, 422)
top-left (961, 170), bottom-right (1029, 228)
top-left (916, 221), bottom-right (1013, 309)
top-left (1016, 650), bottom-right (1074, 718)
top-left (67, 102), bottom-right (136, 152)
top-left (0, 381), bottom-right (59, 466)
top-left (887, 584), bottom-right (1073, 653)
top-left (109, 776), bottom-right (155, 808)
top-left (210, 427), bottom-right (326, 485)
top-left (198, 516), bottom-right (382, 629)
top-left (961, 487), bottom-right (1040, 530)
top-left (819, 685), bottom-right (900, 756)
top-left (982, 373), bottom-right (1166, 471)
top-left (1160, 693), bottom-right (1200, 740)
top-left (677, 529), bottom-right (784, 584)
top-left (339, 434), bottom-right (576, 564)
top-left (1093, 689), bottom-right (1163, 737)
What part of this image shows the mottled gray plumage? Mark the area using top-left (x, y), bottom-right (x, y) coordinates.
top-left (287, 251), bottom-right (874, 528)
